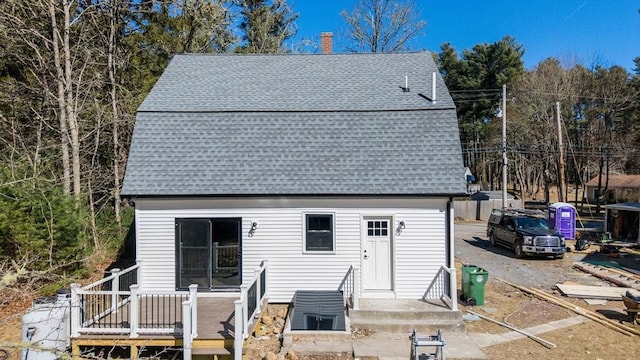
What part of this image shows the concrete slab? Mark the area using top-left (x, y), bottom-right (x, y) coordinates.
top-left (353, 330), bottom-right (488, 360)
top-left (289, 339), bottom-right (353, 354)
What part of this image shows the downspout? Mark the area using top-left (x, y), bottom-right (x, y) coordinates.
top-left (447, 198), bottom-right (458, 311)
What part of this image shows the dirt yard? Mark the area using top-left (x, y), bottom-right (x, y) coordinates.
top-left (462, 279), bottom-right (640, 360)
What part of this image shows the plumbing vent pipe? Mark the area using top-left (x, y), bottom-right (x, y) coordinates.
top-left (402, 75), bottom-right (410, 92)
top-left (431, 72), bottom-right (437, 104)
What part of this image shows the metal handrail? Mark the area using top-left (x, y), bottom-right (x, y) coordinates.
top-left (423, 265), bottom-right (457, 311)
top-left (338, 265), bottom-right (359, 310)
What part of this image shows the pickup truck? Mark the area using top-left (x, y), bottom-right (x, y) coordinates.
top-left (486, 208), bottom-right (566, 259)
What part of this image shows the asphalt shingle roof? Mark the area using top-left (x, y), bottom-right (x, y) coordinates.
top-left (122, 52), bottom-right (467, 196)
top-left (138, 52), bottom-right (455, 112)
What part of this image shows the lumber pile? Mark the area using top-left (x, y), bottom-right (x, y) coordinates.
top-left (498, 278), bottom-right (640, 337)
top-left (555, 283), bottom-right (632, 300)
top-left (573, 262), bottom-right (640, 290)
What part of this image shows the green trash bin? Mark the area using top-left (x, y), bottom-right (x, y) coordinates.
top-left (461, 264), bottom-right (478, 302)
top-left (467, 267), bottom-right (489, 306)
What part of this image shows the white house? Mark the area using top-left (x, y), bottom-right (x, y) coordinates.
top-left (121, 51), bottom-right (467, 304)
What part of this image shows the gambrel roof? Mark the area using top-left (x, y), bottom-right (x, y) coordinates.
top-left (122, 52), bottom-right (466, 197)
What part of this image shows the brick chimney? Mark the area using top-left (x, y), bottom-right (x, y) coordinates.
top-left (321, 32), bottom-right (333, 54)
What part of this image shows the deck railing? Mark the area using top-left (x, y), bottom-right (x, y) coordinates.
top-left (70, 263), bottom-right (140, 334)
top-left (70, 262), bottom-right (199, 339)
top-left (234, 260), bottom-right (269, 360)
top-left (338, 265), bottom-right (359, 310)
top-left (422, 265), bottom-right (458, 311)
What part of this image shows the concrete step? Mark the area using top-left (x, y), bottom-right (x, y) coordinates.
top-left (349, 308), bottom-right (464, 322)
top-left (348, 305), bottom-right (466, 333)
top-left (349, 318), bottom-right (465, 333)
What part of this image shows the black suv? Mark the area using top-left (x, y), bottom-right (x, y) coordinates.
top-left (486, 208), bottom-right (566, 259)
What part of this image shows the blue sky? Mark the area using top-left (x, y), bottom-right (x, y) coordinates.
top-left (290, 0), bottom-right (639, 71)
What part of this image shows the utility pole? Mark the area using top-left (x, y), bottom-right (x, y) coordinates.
top-left (556, 101), bottom-right (566, 203)
top-left (502, 84), bottom-right (507, 209)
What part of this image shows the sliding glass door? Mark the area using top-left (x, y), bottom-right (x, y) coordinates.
top-left (176, 218), bottom-right (241, 290)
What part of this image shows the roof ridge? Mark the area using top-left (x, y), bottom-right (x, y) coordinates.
top-left (173, 51), bottom-right (430, 57)
top-left (136, 107), bottom-right (456, 114)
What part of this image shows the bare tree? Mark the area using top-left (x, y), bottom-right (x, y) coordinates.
top-left (106, 0), bottom-right (123, 227)
top-left (341, 0), bottom-right (426, 53)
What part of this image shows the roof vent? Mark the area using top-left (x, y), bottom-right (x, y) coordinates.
top-left (431, 72), bottom-right (437, 104)
top-left (400, 75), bottom-right (410, 92)
top-left (290, 290), bottom-right (345, 331)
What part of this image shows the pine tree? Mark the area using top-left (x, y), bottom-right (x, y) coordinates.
top-left (234, 0), bottom-right (298, 53)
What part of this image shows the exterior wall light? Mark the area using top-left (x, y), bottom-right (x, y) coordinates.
top-left (396, 221), bottom-right (405, 235)
top-left (248, 222), bottom-right (258, 237)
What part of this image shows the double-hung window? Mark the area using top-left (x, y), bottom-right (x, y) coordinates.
top-left (304, 213), bottom-right (335, 252)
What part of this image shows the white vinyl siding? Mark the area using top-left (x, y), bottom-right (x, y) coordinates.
top-left (393, 210), bottom-right (446, 298)
top-left (134, 197), bottom-right (448, 302)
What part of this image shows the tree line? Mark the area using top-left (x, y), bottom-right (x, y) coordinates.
top-left (436, 36), bottom-right (640, 212)
top-left (0, 0), bottom-right (301, 300)
top-left (0, 0), bottom-right (637, 300)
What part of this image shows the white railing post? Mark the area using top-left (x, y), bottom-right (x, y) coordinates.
top-left (136, 260), bottom-right (142, 285)
top-left (450, 267), bottom-right (458, 311)
top-left (262, 260), bottom-right (269, 298)
top-left (254, 267), bottom-right (262, 315)
top-left (182, 300), bottom-right (192, 360)
top-left (70, 283), bottom-right (81, 337)
top-left (189, 284), bottom-right (198, 338)
top-left (240, 285), bottom-right (249, 339)
top-left (233, 299), bottom-right (243, 360)
top-left (353, 267), bottom-right (360, 310)
top-left (110, 268), bottom-right (121, 312)
top-left (129, 284), bottom-right (139, 338)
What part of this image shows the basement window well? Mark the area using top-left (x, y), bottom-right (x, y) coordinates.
top-left (290, 290), bottom-right (345, 331)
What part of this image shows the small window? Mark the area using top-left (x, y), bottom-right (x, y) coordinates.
top-left (304, 214), bottom-right (334, 252)
top-left (305, 314), bottom-right (336, 330)
top-left (367, 221), bottom-right (388, 236)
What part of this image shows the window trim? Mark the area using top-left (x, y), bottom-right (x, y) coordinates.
top-left (302, 212), bottom-right (336, 254)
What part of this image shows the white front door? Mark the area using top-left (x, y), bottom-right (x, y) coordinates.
top-left (363, 218), bottom-right (392, 291)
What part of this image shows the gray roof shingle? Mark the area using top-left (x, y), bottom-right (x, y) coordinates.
top-left (138, 52), bottom-right (455, 112)
top-left (122, 52), bottom-right (466, 196)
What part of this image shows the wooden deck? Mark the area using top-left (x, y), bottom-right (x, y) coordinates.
top-left (196, 297), bottom-right (238, 339)
top-left (72, 296), bottom-right (239, 352)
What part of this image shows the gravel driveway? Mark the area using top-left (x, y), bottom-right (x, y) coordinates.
top-left (454, 221), bottom-right (617, 290)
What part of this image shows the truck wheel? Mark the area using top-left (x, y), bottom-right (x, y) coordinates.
top-left (514, 240), bottom-right (525, 259)
top-left (489, 232), bottom-right (496, 246)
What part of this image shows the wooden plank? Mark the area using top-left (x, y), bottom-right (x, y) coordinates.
top-left (556, 284), bottom-right (632, 300)
top-left (622, 266), bottom-right (640, 276)
top-left (604, 266), bottom-right (640, 281)
top-left (573, 262), bottom-right (640, 290)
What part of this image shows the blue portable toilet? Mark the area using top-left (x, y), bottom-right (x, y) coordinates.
top-left (548, 202), bottom-right (576, 240)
